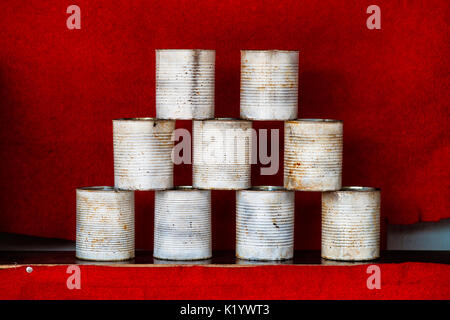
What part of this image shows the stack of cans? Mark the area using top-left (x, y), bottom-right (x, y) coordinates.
top-left (76, 49), bottom-right (380, 263)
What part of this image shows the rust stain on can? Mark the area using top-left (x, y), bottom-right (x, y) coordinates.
top-left (154, 187), bottom-right (211, 260)
top-left (284, 119), bottom-right (343, 191)
top-left (193, 118), bottom-right (252, 190)
top-left (321, 186), bottom-right (381, 261)
top-left (113, 118), bottom-right (175, 190)
top-left (236, 186), bottom-right (295, 261)
top-left (76, 187), bottom-right (135, 261)
top-left (156, 49), bottom-right (215, 119)
top-left (240, 50), bottom-right (299, 120)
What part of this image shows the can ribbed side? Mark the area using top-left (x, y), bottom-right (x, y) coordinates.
top-left (193, 120), bottom-right (252, 190)
top-left (236, 189), bottom-right (295, 261)
top-left (154, 188), bottom-right (211, 260)
top-left (113, 119), bottom-right (175, 190)
top-left (240, 50), bottom-right (298, 120)
top-left (76, 187), bottom-right (135, 261)
top-left (284, 120), bottom-right (343, 191)
top-left (321, 188), bottom-right (380, 261)
top-left (156, 49), bottom-right (215, 119)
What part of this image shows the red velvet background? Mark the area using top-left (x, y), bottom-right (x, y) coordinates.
top-left (0, 1), bottom-right (448, 250)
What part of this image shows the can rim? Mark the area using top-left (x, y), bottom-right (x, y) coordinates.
top-left (340, 186), bottom-right (381, 192)
top-left (194, 118), bottom-right (252, 122)
top-left (156, 49), bottom-right (215, 53)
top-left (241, 49), bottom-right (299, 54)
top-left (76, 186), bottom-right (130, 192)
top-left (164, 186), bottom-right (205, 191)
top-left (245, 186), bottom-right (289, 192)
top-left (113, 117), bottom-right (171, 121)
top-left (286, 118), bottom-right (343, 123)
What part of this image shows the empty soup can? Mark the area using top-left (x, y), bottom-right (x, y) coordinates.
top-left (322, 187), bottom-right (381, 261)
top-left (156, 49), bottom-right (215, 119)
top-left (76, 187), bottom-right (134, 261)
top-left (240, 50), bottom-right (299, 120)
top-left (113, 118), bottom-right (175, 190)
top-left (284, 119), bottom-right (343, 191)
top-left (193, 119), bottom-right (252, 190)
top-left (236, 187), bottom-right (295, 261)
top-left (154, 187), bottom-right (211, 260)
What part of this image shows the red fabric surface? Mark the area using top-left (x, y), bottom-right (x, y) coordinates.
top-left (0, 263), bottom-right (448, 300)
top-left (0, 1), bottom-right (448, 249)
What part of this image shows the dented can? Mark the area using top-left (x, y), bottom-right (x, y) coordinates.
top-left (322, 187), bottom-right (381, 261)
top-left (76, 187), bottom-right (135, 261)
top-left (240, 50), bottom-right (299, 120)
top-left (154, 187), bottom-right (211, 260)
top-left (284, 119), bottom-right (343, 191)
top-left (193, 119), bottom-right (252, 190)
top-left (156, 49), bottom-right (215, 119)
top-left (113, 118), bottom-right (175, 190)
top-left (236, 187), bottom-right (295, 261)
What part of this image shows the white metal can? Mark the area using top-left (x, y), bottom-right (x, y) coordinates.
top-left (236, 259), bottom-right (293, 265)
top-left (240, 50), bottom-right (299, 120)
top-left (236, 186), bottom-right (295, 261)
top-left (156, 49), bottom-right (215, 119)
top-left (154, 187), bottom-right (211, 260)
top-left (76, 187), bottom-right (135, 261)
top-left (322, 187), bottom-right (381, 261)
top-left (284, 119), bottom-right (343, 191)
top-left (193, 118), bottom-right (252, 190)
top-left (153, 258), bottom-right (212, 265)
top-left (113, 118), bottom-right (175, 190)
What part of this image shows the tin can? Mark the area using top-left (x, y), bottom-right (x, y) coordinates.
top-left (153, 258), bottom-right (212, 265)
top-left (76, 187), bottom-right (135, 261)
top-left (193, 118), bottom-right (252, 190)
top-left (236, 187), bottom-right (295, 261)
top-left (322, 186), bottom-right (381, 261)
top-left (320, 259), bottom-right (369, 266)
top-left (75, 259), bottom-right (135, 265)
top-left (236, 258), bottom-right (293, 265)
top-left (284, 119), bottom-right (343, 191)
top-left (240, 50), bottom-right (299, 120)
top-left (113, 118), bottom-right (175, 190)
top-left (154, 187), bottom-right (211, 260)
top-left (156, 49), bottom-right (215, 119)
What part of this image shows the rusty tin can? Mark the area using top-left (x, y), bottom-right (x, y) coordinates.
top-left (284, 119), bottom-right (343, 191)
top-left (154, 187), bottom-right (211, 260)
top-left (76, 187), bottom-right (135, 261)
top-left (236, 187), bottom-right (295, 261)
top-left (193, 118), bottom-right (252, 190)
top-left (322, 186), bottom-right (381, 261)
top-left (156, 49), bottom-right (215, 119)
top-left (113, 118), bottom-right (175, 190)
top-left (240, 50), bottom-right (299, 120)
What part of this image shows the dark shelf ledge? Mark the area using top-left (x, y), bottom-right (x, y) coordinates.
top-left (0, 250), bottom-right (448, 266)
